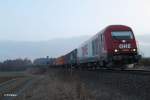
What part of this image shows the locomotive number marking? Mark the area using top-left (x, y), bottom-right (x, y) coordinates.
top-left (119, 44), bottom-right (131, 49)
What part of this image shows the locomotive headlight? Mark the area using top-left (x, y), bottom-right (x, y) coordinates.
top-left (133, 49), bottom-right (136, 52)
top-left (114, 49), bottom-right (118, 52)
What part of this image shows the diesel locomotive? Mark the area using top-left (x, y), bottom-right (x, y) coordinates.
top-left (54, 25), bottom-right (141, 69)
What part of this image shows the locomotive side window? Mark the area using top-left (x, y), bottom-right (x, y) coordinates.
top-left (111, 31), bottom-right (133, 40)
top-left (92, 40), bottom-right (95, 55)
top-left (92, 38), bottom-right (99, 55)
top-left (100, 34), bottom-right (102, 42)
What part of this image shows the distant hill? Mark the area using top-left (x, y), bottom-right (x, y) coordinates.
top-left (0, 36), bottom-right (90, 61)
top-left (0, 34), bottom-right (149, 61)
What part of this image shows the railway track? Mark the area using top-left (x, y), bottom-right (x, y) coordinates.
top-left (94, 68), bottom-right (150, 75)
top-left (57, 65), bottom-right (150, 76)
top-left (0, 77), bottom-right (33, 100)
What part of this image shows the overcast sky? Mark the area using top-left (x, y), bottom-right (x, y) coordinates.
top-left (0, 0), bottom-right (150, 41)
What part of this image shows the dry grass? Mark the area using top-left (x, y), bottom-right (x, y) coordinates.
top-left (46, 76), bottom-right (94, 100)
top-left (14, 68), bottom-right (150, 100)
top-left (0, 77), bottom-right (15, 83)
top-left (0, 71), bottom-right (27, 84)
top-left (15, 70), bottom-right (95, 100)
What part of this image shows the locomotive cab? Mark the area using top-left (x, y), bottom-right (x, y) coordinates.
top-left (105, 25), bottom-right (141, 65)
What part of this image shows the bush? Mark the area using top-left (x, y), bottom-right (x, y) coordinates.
top-left (138, 58), bottom-right (150, 66)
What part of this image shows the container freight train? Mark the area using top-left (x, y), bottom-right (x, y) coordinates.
top-left (54, 25), bottom-right (141, 69)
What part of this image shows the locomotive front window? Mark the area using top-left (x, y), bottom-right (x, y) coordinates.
top-left (111, 31), bottom-right (133, 40)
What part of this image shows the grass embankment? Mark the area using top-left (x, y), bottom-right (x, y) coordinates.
top-left (0, 71), bottom-right (26, 83)
top-left (15, 69), bottom-right (95, 100)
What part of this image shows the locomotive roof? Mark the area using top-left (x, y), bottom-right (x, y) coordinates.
top-left (105, 25), bottom-right (131, 30)
top-left (78, 25), bottom-right (132, 48)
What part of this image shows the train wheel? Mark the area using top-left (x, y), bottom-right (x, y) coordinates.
top-left (99, 61), bottom-right (105, 67)
top-left (106, 62), bottom-right (113, 69)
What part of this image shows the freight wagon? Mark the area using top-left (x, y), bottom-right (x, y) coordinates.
top-left (55, 56), bottom-right (65, 66)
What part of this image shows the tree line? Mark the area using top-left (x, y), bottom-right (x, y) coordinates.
top-left (0, 59), bottom-right (32, 71)
top-left (0, 57), bottom-right (55, 72)
top-left (0, 57), bottom-right (149, 72)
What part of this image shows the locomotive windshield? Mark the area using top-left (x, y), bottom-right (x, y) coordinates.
top-left (111, 31), bottom-right (133, 40)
